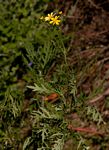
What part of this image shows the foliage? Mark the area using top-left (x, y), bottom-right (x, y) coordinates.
top-left (86, 106), bottom-right (105, 125)
top-left (0, 0), bottom-right (48, 99)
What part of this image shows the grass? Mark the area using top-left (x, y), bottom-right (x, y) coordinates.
top-left (0, 1), bottom-right (109, 150)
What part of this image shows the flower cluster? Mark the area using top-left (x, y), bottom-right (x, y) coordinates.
top-left (40, 11), bottom-right (62, 25)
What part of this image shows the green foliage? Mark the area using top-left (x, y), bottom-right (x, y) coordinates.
top-left (1, 85), bottom-right (23, 118)
top-left (77, 136), bottom-right (90, 150)
top-left (24, 104), bottom-right (68, 150)
top-left (25, 41), bottom-right (78, 149)
top-left (27, 83), bottom-right (54, 94)
top-left (86, 106), bottom-right (105, 125)
top-left (0, 52), bottom-right (19, 99)
top-left (23, 25), bottom-right (67, 77)
top-left (0, 85), bottom-right (24, 148)
top-left (0, 0), bottom-right (48, 99)
top-left (0, 0), bottom-right (51, 148)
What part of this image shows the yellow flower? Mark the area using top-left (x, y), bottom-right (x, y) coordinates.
top-left (49, 16), bottom-right (61, 25)
top-left (45, 12), bottom-right (54, 21)
top-left (59, 11), bottom-right (62, 14)
top-left (40, 16), bottom-right (44, 20)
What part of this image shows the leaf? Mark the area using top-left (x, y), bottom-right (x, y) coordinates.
top-left (27, 83), bottom-right (51, 94)
top-left (23, 137), bottom-right (31, 150)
